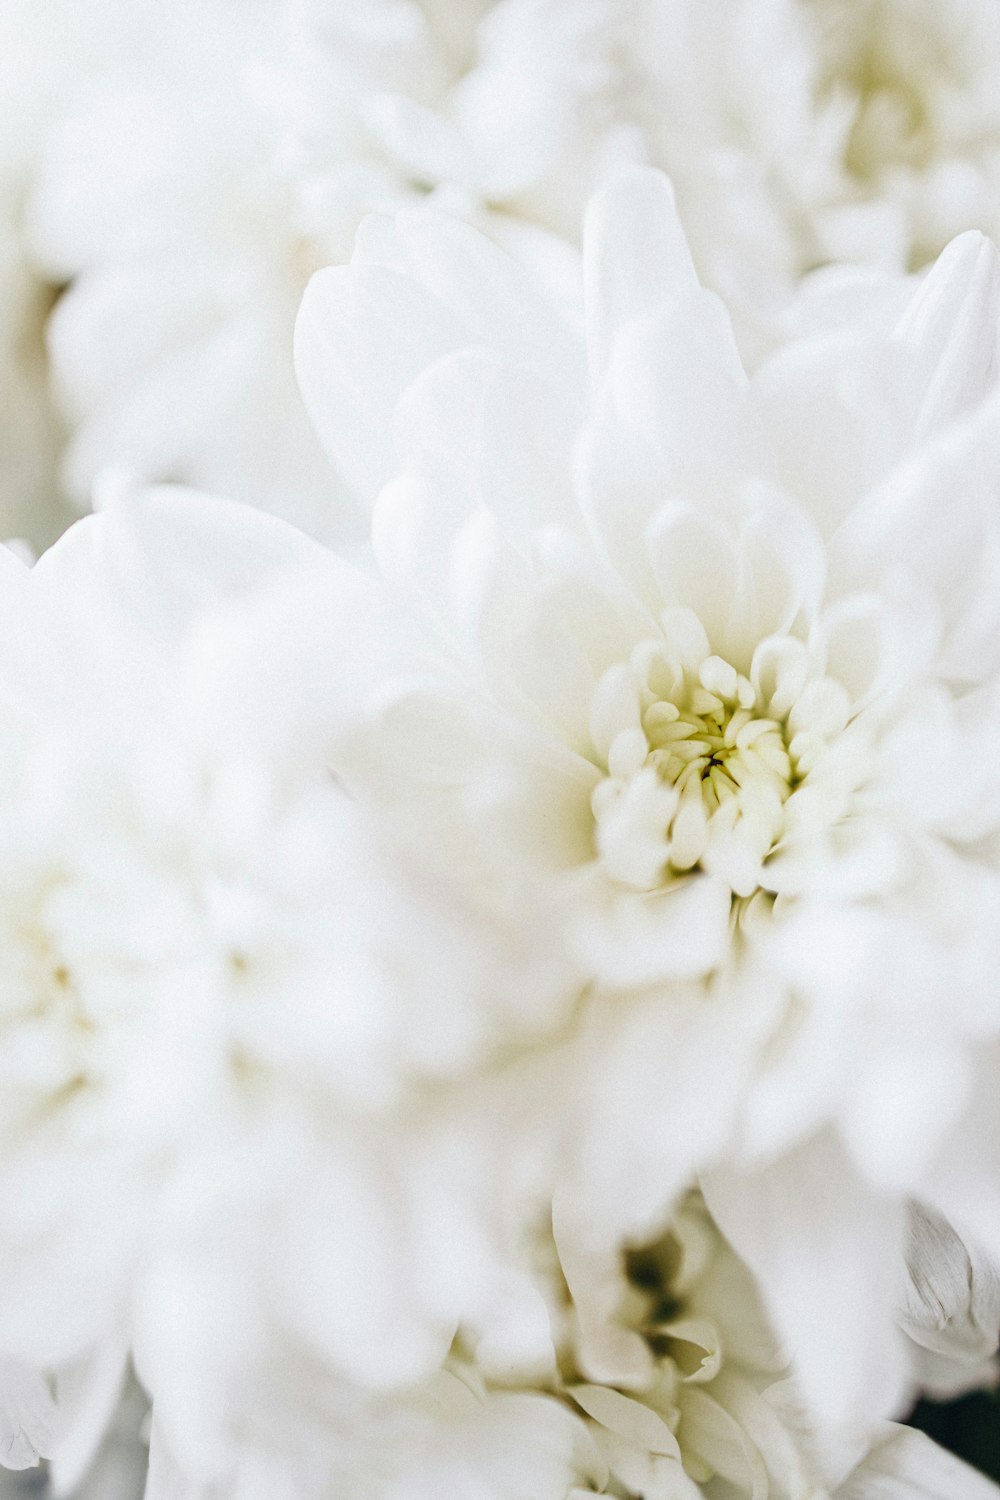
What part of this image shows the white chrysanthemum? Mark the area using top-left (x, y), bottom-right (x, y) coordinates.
top-left (527, 1191), bottom-right (835, 1498)
top-left (140, 1191), bottom-right (1000, 1500)
top-left (367, 0), bottom-right (1000, 350)
top-left (144, 1371), bottom-right (586, 1500)
top-left (292, 166), bottom-right (1000, 1424)
top-left (364, 0), bottom-right (826, 348)
top-left (804, 0), bottom-right (1000, 265)
top-left (0, 484), bottom-right (580, 1498)
top-left (22, 0), bottom-right (1000, 536)
top-left (25, 0), bottom-right (578, 541)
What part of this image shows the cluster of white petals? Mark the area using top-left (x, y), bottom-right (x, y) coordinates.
top-left (18, 0), bottom-right (1000, 549)
top-left (6, 5), bottom-right (1000, 1500)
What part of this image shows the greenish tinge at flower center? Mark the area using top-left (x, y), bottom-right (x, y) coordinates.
top-left (641, 667), bottom-right (793, 818)
top-left (843, 49), bottom-right (933, 181)
top-left (616, 1206), bottom-right (726, 1388)
top-left (811, 0), bottom-right (960, 187)
top-left (623, 1236), bottom-right (685, 1344)
top-left (592, 645), bottom-right (800, 899)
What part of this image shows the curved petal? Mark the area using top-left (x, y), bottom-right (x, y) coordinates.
top-left (835, 1423), bottom-right (1000, 1500)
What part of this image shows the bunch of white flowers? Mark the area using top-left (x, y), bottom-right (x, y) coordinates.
top-left (5, 4), bottom-right (1000, 1499)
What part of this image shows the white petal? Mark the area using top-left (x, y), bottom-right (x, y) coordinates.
top-left (893, 231), bottom-right (1000, 440)
top-left (0, 1359), bottom-right (56, 1472)
top-left (34, 482), bottom-right (330, 647)
top-left (611, 297), bottom-right (749, 488)
top-left (393, 348), bottom-right (581, 538)
top-left (568, 1386), bottom-right (681, 1461)
top-left (703, 1131), bottom-right (910, 1428)
top-left (903, 1204), bottom-right (1000, 1398)
top-left (295, 257), bottom-right (465, 502)
top-left (143, 1420), bottom-right (206, 1500)
top-left (49, 1339), bottom-right (128, 1493)
top-left (835, 1423), bottom-right (1000, 1500)
top-left (583, 167), bottom-right (699, 381)
top-left (575, 874), bottom-right (730, 988)
top-left (832, 391), bottom-right (1000, 683)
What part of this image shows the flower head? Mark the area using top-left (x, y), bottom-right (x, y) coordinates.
top-left (293, 165), bottom-right (1000, 1424)
top-left (0, 484), bottom-right (576, 1464)
top-left (25, 0), bottom-right (579, 539)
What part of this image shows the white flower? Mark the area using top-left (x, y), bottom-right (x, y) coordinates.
top-left (292, 166), bottom-right (1000, 1426)
top-left (367, 0), bottom-right (1000, 350)
top-left (538, 1190), bottom-right (834, 1498)
top-left (25, 0), bottom-right (578, 541)
top-left (0, 483), bottom-right (577, 1484)
top-left (366, 0), bottom-right (826, 347)
top-left (804, 0), bottom-right (1000, 265)
top-left (140, 1190), bottom-right (1000, 1500)
top-left (145, 1377), bottom-right (586, 1500)
top-left (19, 0), bottom-right (1000, 543)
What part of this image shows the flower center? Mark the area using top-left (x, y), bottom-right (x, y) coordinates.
top-left (640, 659), bottom-right (793, 818)
top-left (621, 1234), bottom-right (687, 1358)
top-left (840, 41), bottom-right (934, 181)
top-left (810, 1), bottom-right (968, 189)
top-left (592, 650), bottom-right (797, 899)
top-left (553, 1196), bottom-right (790, 1492)
top-left (589, 611), bottom-right (850, 901)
